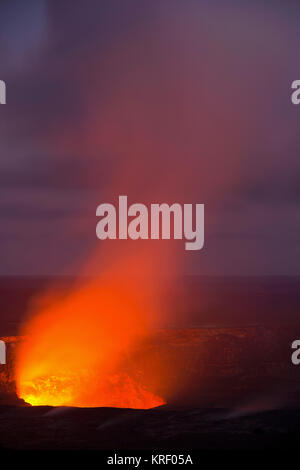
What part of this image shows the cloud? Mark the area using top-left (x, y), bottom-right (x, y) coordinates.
top-left (1, 0), bottom-right (300, 275)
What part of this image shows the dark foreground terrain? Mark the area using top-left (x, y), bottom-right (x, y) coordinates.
top-left (1, 404), bottom-right (300, 450)
top-left (1, 277), bottom-right (300, 451)
top-left (1, 326), bottom-right (300, 450)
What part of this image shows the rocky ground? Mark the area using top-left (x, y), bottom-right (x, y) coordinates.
top-left (1, 404), bottom-right (300, 450)
top-left (1, 327), bottom-right (300, 450)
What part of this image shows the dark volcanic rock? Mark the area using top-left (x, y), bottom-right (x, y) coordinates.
top-left (1, 327), bottom-right (300, 450)
top-left (0, 337), bottom-right (26, 405)
top-left (0, 405), bottom-right (300, 450)
top-left (1, 327), bottom-right (300, 407)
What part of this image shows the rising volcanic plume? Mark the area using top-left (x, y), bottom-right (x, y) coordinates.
top-left (14, 1), bottom-right (294, 407)
top-left (16, 256), bottom-right (167, 408)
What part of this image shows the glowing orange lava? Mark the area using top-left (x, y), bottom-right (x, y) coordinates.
top-left (16, 279), bottom-right (165, 409)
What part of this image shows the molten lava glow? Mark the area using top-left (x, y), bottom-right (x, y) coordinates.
top-left (16, 280), bottom-right (165, 409)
